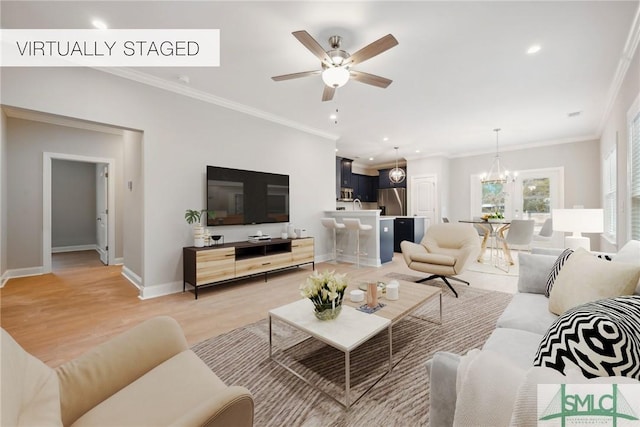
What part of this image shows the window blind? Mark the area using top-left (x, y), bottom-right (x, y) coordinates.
top-left (603, 148), bottom-right (616, 242)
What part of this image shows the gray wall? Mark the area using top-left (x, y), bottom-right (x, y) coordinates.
top-left (123, 130), bottom-right (144, 280)
top-left (1, 66), bottom-right (336, 296)
top-left (600, 40), bottom-right (640, 250)
top-left (51, 159), bottom-right (97, 249)
top-left (6, 118), bottom-right (125, 269)
top-left (447, 139), bottom-right (601, 222)
top-left (1, 110), bottom-right (7, 278)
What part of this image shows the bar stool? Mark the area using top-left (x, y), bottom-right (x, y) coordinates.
top-left (321, 218), bottom-right (346, 263)
top-left (342, 218), bottom-right (373, 268)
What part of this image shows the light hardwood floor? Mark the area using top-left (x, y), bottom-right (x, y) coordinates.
top-left (1, 250), bottom-right (517, 367)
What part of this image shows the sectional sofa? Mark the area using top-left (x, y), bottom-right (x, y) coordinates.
top-left (428, 240), bottom-right (640, 426)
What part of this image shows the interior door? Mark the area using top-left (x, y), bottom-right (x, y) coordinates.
top-left (411, 175), bottom-right (437, 228)
top-left (96, 164), bottom-right (109, 265)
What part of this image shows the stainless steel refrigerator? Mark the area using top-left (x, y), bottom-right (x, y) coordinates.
top-left (377, 188), bottom-right (406, 216)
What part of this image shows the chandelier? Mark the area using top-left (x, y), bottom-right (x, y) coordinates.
top-left (389, 146), bottom-right (406, 184)
top-left (480, 128), bottom-right (516, 184)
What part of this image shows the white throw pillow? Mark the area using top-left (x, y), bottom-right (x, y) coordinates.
top-left (548, 248), bottom-right (640, 315)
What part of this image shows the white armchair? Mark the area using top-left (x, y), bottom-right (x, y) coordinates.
top-left (400, 223), bottom-right (481, 297)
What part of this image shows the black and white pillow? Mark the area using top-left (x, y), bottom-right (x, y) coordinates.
top-left (533, 296), bottom-right (640, 379)
top-left (545, 248), bottom-right (573, 297)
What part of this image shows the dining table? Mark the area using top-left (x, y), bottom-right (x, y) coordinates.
top-left (458, 219), bottom-right (512, 266)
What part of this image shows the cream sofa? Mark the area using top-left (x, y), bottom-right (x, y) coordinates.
top-left (1, 316), bottom-right (254, 427)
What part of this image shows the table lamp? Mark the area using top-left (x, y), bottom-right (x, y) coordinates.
top-left (552, 208), bottom-right (603, 251)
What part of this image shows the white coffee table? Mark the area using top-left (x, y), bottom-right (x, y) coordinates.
top-left (269, 298), bottom-right (391, 409)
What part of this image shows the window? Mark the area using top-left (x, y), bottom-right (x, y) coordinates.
top-left (630, 98), bottom-right (640, 240)
top-left (481, 182), bottom-right (505, 214)
top-left (603, 147), bottom-right (616, 243)
top-left (522, 177), bottom-right (551, 223)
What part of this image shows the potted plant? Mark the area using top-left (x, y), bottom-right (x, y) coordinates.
top-left (185, 209), bottom-right (215, 247)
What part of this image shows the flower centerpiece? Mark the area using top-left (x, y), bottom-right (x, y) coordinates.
top-left (299, 270), bottom-right (348, 320)
top-left (481, 211), bottom-right (504, 222)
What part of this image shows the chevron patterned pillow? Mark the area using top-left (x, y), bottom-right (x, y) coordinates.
top-left (544, 248), bottom-right (573, 297)
top-left (533, 296), bottom-right (640, 379)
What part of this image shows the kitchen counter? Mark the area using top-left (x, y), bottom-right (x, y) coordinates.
top-left (324, 210), bottom-right (391, 267)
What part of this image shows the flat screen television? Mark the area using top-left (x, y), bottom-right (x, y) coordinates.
top-left (206, 166), bottom-right (290, 226)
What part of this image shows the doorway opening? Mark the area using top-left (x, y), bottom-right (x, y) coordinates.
top-left (44, 153), bottom-right (116, 274)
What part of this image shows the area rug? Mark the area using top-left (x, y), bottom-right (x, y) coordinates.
top-left (192, 279), bottom-right (512, 427)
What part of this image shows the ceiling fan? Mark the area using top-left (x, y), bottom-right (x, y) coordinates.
top-left (272, 30), bottom-right (398, 102)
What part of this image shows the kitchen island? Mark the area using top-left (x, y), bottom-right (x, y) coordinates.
top-left (323, 210), bottom-right (394, 267)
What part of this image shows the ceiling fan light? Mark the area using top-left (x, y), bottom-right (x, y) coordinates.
top-left (322, 67), bottom-right (350, 88)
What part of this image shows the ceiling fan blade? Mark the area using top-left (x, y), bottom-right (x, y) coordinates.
top-left (350, 70), bottom-right (393, 88)
top-left (292, 30), bottom-right (332, 65)
top-left (271, 70), bottom-right (320, 81)
top-left (322, 85), bottom-right (336, 102)
top-left (347, 34), bottom-right (398, 66)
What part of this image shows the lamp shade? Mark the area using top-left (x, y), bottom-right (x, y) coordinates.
top-left (552, 209), bottom-right (604, 234)
top-left (321, 67), bottom-right (350, 88)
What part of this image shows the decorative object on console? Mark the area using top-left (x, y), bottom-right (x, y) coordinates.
top-left (299, 270), bottom-right (348, 320)
top-left (552, 208), bottom-right (603, 251)
top-left (534, 295), bottom-right (640, 379)
top-left (184, 209), bottom-right (215, 247)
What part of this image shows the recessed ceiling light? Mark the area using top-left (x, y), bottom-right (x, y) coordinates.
top-left (92, 19), bottom-right (108, 30)
top-left (415, 149), bottom-right (421, 153)
top-left (383, 137), bottom-right (389, 142)
top-left (329, 114), bottom-right (337, 120)
top-left (335, 148), bottom-right (339, 152)
top-left (369, 157), bottom-right (374, 161)
top-left (527, 44), bottom-right (541, 55)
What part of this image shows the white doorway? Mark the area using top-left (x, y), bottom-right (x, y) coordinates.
top-left (411, 174), bottom-right (437, 229)
top-left (43, 152), bottom-right (116, 274)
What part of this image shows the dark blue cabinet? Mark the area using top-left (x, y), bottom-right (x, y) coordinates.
top-left (340, 158), bottom-right (353, 188)
top-left (353, 173), bottom-right (378, 202)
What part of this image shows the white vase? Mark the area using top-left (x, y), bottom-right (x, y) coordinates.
top-left (193, 224), bottom-right (205, 247)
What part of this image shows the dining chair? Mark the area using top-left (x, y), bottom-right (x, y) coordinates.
top-left (497, 219), bottom-right (535, 270)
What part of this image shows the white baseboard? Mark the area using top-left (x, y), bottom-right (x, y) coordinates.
top-left (1, 266), bottom-right (45, 287)
top-left (138, 281), bottom-right (183, 300)
top-left (113, 257), bottom-right (124, 265)
top-left (121, 266), bottom-right (142, 291)
top-left (52, 245), bottom-right (97, 253)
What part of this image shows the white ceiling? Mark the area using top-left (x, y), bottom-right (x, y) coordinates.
top-left (2, 1), bottom-right (638, 167)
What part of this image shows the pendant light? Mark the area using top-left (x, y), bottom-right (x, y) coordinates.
top-left (389, 146), bottom-right (406, 184)
top-left (480, 128), bottom-right (516, 184)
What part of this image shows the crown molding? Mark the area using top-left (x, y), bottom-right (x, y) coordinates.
top-left (94, 67), bottom-right (339, 142)
top-left (598, 2), bottom-right (640, 133)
